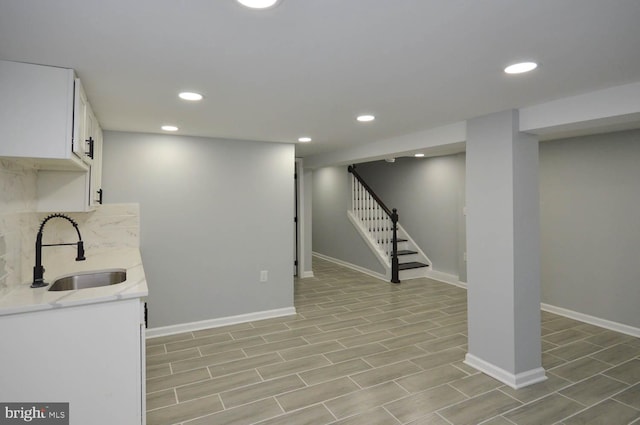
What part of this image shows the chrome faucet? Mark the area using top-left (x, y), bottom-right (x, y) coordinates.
top-left (32, 213), bottom-right (86, 288)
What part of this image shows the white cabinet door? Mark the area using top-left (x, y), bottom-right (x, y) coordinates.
top-left (37, 169), bottom-right (92, 212)
top-left (0, 60), bottom-right (77, 162)
top-left (90, 121), bottom-right (103, 207)
top-left (72, 78), bottom-right (89, 160)
top-left (0, 300), bottom-right (144, 425)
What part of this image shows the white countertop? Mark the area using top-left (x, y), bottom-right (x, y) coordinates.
top-left (0, 248), bottom-right (148, 316)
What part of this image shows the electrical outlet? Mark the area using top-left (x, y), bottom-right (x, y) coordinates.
top-left (260, 270), bottom-right (268, 282)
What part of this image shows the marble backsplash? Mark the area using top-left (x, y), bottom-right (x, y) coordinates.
top-left (23, 203), bottom-right (141, 282)
top-left (0, 158), bottom-right (140, 291)
top-left (0, 159), bottom-right (37, 291)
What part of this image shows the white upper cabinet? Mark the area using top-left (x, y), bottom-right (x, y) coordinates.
top-left (0, 60), bottom-right (105, 211)
top-left (0, 60), bottom-right (93, 170)
top-left (36, 116), bottom-right (104, 212)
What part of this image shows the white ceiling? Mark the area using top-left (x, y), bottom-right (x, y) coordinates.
top-left (1, 0), bottom-right (640, 158)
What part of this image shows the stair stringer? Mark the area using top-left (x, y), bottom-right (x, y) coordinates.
top-left (347, 210), bottom-right (432, 281)
top-left (347, 210), bottom-right (391, 273)
top-left (396, 223), bottom-right (432, 280)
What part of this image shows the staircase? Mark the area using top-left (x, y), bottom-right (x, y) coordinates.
top-left (348, 165), bottom-right (430, 282)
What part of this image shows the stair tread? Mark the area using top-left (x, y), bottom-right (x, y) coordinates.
top-left (396, 250), bottom-right (417, 255)
top-left (398, 261), bottom-right (430, 270)
top-left (378, 238), bottom-right (408, 243)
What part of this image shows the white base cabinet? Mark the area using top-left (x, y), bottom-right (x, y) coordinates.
top-left (0, 299), bottom-right (146, 425)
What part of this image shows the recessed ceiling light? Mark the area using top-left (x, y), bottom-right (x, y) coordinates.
top-left (356, 114), bottom-right (375, 122)
top-left (179, 92), bottom-right (203, 101)
top-left (237, 0), bottom-right (280, 9)
top-left (298, 137), bottom-right (312, 143)
top-left (504, 62), bottom-right (538, 74)
top-left (414, 153), bottom-right (425, 158)
top-left (161, 125), bottom-right (178, 132)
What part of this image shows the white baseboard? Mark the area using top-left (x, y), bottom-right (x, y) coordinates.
top-left (464, 353), bottom-right (547, 389)
top-left (146, 307), bottom-right (297, 339)
top-left (299, 271), bottom-right (314, 278)
top-left (424, 270), bottom-right (467, 289)
top-left (541, 303), bottom-right (640, 338)
top-left (312, 252), bottom-right (388, 282)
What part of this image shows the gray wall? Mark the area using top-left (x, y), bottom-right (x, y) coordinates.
top-left (540, 129), bottom-right (640, 328)
top-left (312, 165), bottom-right (385, 275)
top-left (357, 155), bottom-right (466, 279)
top-left (102, 131), bottom-right (295, 328)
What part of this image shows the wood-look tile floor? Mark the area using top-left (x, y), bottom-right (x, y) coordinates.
top-left (146, 258), bottom-right (640, 425)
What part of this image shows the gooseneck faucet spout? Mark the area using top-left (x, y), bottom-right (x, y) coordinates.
top-left (32, 213), bottom-right (86, 288)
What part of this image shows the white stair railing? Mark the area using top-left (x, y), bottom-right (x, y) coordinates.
top-left (351, 173), bottom-right (393, 261)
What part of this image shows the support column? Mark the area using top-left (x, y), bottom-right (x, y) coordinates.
top-left (465, 110), bottom-right (546, 389)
